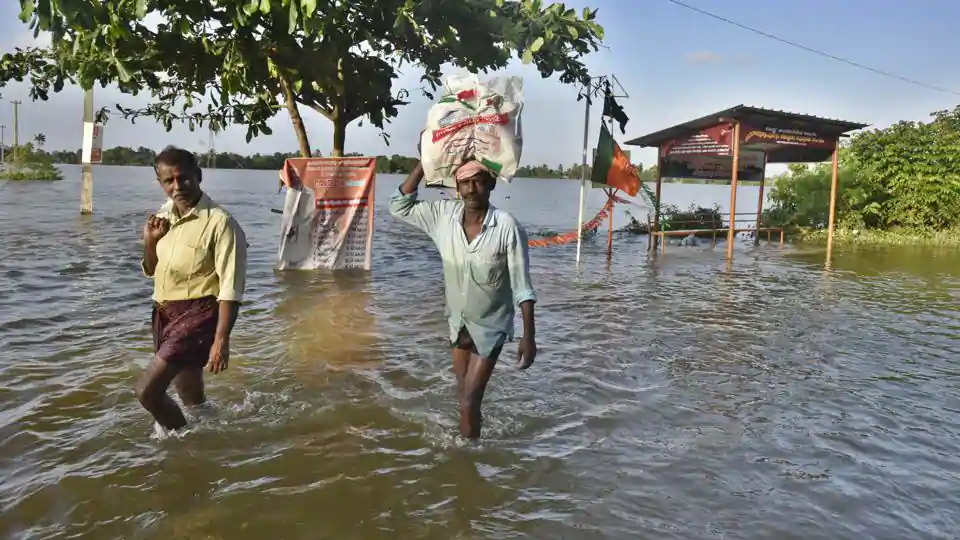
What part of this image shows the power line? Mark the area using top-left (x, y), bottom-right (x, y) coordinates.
top-left (664, 0), bottom-right (960, 97)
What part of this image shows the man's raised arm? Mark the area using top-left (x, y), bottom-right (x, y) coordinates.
top-left (389, 161), bottom-right (443, 235)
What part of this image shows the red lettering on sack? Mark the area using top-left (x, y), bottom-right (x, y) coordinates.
top-left (431, 113), bottom-right (509, 143)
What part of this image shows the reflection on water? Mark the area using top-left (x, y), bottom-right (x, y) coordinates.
top-left (1, 166), bottom-right (959, 539)
top-left (273, 271), bottom-right (380, 370)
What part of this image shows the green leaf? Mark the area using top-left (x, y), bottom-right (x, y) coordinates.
top-left (19, 1), bottom-right (35, 23)
top-left (1, 0), bottom-right (607, 163)
top-left (114, 58), bottom-right (132, 82)
top-left (35, 0), bottom-right (52, 31)
top-left (288, 3), bottom-right (299, 32)
top-left (530, 36), bottom-right (544, 52)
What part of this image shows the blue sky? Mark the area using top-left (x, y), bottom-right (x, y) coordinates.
top-left (0, 0), bottom-right (957, 171)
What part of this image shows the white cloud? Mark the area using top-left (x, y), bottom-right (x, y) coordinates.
top-left (684, 50), bottom-right (721, 64)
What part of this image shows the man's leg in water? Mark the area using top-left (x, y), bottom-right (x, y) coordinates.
top-left (135, 357), bottom-right (188, 430)
top-left (452, 328), bottom-right (502, 439)
top-left (173, 366), bottom-right (206, 408)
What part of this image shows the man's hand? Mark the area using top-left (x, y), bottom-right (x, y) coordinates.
top-left (143, 215), bottom-right (170, 244)
top-left (517, 335), bottom-right (537, 370)
top-left (207, 336), bottom-right (229, 374)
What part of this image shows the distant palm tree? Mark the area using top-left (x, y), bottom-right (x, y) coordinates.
top-left (34, 133), bottom-right (46, 146)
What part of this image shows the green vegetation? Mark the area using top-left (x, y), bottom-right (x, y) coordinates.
top-left (0, 166), bottom-right (62, 180)
top-left (30, 145), bottom-right (761, 190)
top-left (0, 135), bottom-right (63, 181)
top-left (659, 204), bottom-right (724, 234)
top-left (2, 1), bottom-right (604, 157)
top-left (20, 146), bottom-right (655, 184)
top-left (796, 228), bottom-right (960, 247)
top-left (19, 145), bottom-right (615, 180)
top-left (37, 145), bottom-right (322, 170)
top-left (29, 145), bottom-right (437, 175)
top-left (765, 105), bottom-right (960, 245)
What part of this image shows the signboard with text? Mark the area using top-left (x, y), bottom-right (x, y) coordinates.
top-left (661, 123), bottom-right (734, 157)
top-left (662, 149), bottom-right (765, 182)
top-left (276, 157), bottom-right (376, 271)
top-left (81, 122), bottom-right (103, 164)
top-left (740, 123), bottom-right (836, 150)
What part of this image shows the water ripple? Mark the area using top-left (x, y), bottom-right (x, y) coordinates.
top-left (0, 168), bottom-right (958, 539)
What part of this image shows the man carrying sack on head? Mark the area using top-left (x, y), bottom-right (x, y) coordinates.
top-left (389, 155), bottom-right (538, 440)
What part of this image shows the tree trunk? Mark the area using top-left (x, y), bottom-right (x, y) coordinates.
top-left (279, 74), bottom-right (311, 157)
top-left (332, 116), bottom-right (346, 157)
top-left (331, 58), bottom-right (347, 157)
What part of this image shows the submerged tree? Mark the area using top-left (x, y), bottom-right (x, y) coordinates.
top-left (764, 105), bottom-right (960, 232)
top-left (1, 0), bottom-right (605, 157)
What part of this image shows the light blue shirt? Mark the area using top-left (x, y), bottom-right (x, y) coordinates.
top-left (389, 188), bottom-right (537, 358)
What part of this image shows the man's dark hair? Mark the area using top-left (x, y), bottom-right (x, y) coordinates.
top-left (154, 145), bottom-right (202, 181)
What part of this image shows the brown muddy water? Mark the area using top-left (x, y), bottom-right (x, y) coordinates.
top-left (1, 166), bottom-right (958, 539)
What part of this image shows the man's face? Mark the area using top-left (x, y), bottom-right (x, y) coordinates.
top-left (457, 172), bottom-right (495, 210)
top-left (156, 162), bottom-right (202, 206)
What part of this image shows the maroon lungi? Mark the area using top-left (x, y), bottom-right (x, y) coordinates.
top-left (152, 296), bottom-right (219, 367)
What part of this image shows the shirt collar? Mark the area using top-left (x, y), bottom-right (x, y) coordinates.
top-left (161, 192), bottom-right (212, 221)
top-left (457, 202), bottom-right (498, 229)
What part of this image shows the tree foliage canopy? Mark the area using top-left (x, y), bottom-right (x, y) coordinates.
top-left (767, 105), bottom-right (960, 233)
top-left (2, 0), bottom-right (605, 156)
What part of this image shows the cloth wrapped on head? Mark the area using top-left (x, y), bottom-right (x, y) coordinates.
top-left (454, 160), bottom-right (493, 181)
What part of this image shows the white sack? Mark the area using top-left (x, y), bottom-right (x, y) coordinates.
top-left (420, 74), bottom-right (524, 188)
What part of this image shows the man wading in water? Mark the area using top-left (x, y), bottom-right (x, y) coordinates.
top-left (138, 147), bottom-right (247, 435)
top-left (390, 159), bottom-right (537, 439)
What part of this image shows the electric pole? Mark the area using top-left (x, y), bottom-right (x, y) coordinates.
top-left (10, 100), bottom-right (21, 164)
top-left (1, 124), bottom-right (5, 165)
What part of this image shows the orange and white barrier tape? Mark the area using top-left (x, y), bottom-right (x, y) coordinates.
top-left (528, 191), bottom-right (630, 248)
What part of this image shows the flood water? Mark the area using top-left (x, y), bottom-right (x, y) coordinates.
top-left (1, 165), bottom-right (959, 539)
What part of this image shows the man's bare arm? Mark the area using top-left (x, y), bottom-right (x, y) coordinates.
top-left (399, 161), bottom-right (424, 195)
top-left (215, 301), bottom-right (241, 342)
top-left (520, 300), bottom-right (535, 340)
top-left (142, 240), bottom-right (159, 276)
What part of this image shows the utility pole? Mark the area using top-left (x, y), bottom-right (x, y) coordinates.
top-left (574, 75), bottom-right (629, 266)
top-left (10, 100), bottom-right (21, 165)
top-left (80, 89), bottom-right (94, 214)
top-left (1, 124), bottom-right (5, 165)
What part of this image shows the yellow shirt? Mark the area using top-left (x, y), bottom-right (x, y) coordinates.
top-left (142, 193), bottom-right (248, 303)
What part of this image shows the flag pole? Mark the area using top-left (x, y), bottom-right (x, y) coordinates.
top-left (575, 87), bottom-right (591, 266)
